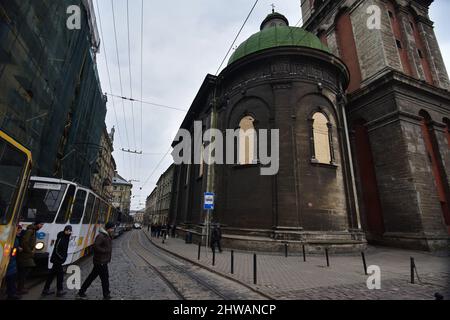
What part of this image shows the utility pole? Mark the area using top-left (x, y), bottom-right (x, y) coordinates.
top-left (204, 83), bottom-right (218, 253)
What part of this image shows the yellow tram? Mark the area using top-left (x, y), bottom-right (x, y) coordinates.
top-left (0, 130), bottom-right (32, 281)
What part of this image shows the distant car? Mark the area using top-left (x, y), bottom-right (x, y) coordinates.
top-left (113, 225), bottom-right (124, 238)
top-left (122, 223), bottom-right (132, 232)
top-left (133, 223), bottom-right (142, 229)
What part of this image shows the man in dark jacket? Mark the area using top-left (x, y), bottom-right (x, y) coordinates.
top-left (5, 225), bottom-right (23, 300)
top-left (17, 221), bottom-right (44, 294)
top-left (78, 222), bottom-right (114, 300)
top-left (42, 225), bottom-right (72, 297)
top-left (211, 225), bottom-right (223, 253)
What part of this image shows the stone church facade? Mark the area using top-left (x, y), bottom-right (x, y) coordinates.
top-left (169, 0), bottom-right (450, 252)
top-left (302, 0), bottom-right (450, 250)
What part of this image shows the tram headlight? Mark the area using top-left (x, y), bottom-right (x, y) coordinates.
top-left (35, 242), bottom-right (44, 251)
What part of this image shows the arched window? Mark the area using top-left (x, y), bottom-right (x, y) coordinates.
top-left (199, 145), bottom-right (204, 178)
top-left (386, 1), bottom-right (413, 77)
top-left (239, 116), bottom-right (257, 165)
top-left (443, 118), bottom-right (450, 148)
top-left (420, 111), bottom-right (450, 226)
top-left (310, 112), bottom-right (334, 164)
top-left (408, 10), bottom-right (434, 85)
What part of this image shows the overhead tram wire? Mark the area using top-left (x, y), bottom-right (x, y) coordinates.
top-left (215, 0), bottom-right (260, 76)
top-left (94, 0), bottom-right (125, 166)
top-left (275, 0), bottom-right (317, 46)
top-left (111, 0), bottom-right (133, 179)
top-left (140, 146), bottom-right (172, 190)
top-left (214, 0), bottom-right (313, 76)
top-left (138, 1), bottom-right (314, 201)
top-left (136, 0), bottom-right (145, 205)
top-left (138, 0), bottom-right (145, 199)
top-left (126, 0), bottom-right (138, 181)
top-left (105, 93), bottom-right (188, 112)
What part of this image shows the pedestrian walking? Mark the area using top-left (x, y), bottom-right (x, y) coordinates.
top-left (42, 225), bottom-right (72, 297)
top-left (156, 224), bottom-right (161, 238)
top-left (17, 221), bottom-right (44, 294)
top-left (5, 225), bottom-right (23, 300)
top-left (211, 224), bottom-right (223, 253)
top-left (171, 224), bottom-right (177, 238)
top-left (78, 222), bottom-right (115, 300)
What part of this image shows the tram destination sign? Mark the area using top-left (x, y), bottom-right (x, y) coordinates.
top-left (204, 192), bottom-right (215, 210)
top-left (33, 182), bottom-right (62, 191)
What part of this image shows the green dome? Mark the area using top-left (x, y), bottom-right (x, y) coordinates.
top-left (228, 26), bottom-right (330, 66)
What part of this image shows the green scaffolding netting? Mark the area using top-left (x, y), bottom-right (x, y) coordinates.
top-left (0, 0), bottom-right (106, 189)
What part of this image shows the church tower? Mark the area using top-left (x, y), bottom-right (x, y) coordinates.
top-left (302, 0), bottom-right (450, 250)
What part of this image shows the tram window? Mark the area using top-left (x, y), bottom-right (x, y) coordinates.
top-left (90, 199), bottom-right (100, 224)
top-left (70, 190), bottom-right (87, 224)
top-left (82, 194), bottom-right (95, 224)
top-left (0, 140), bottom-right (26, 225)
top-left (98, 202), bottom-right (106, 224)
top-left (21, 183), bottom-right (67, 223)
top-left (55, 185), bottom-right (76, 224)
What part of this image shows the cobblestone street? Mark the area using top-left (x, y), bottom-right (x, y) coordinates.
top-left (18, 231), bottom-right (266, 301)
top-left (2, 230), bottom-right (449, 301)
top-left (148, 233), bottom-right (450, 300)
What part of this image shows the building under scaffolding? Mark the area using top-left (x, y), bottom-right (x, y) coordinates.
top-left (0, 0), bottom-right (106, 189)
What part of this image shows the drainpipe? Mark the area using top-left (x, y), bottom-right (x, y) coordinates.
top-left (339, 93), bottom-right (362, 230)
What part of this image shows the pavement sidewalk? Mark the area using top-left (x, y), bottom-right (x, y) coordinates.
top-left (145, 231), bottom-right (450, 300)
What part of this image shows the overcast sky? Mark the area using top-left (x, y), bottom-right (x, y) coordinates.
top-left (93, 0), bottom-right (450, 210)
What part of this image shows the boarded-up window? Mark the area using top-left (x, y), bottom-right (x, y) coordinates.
top-left (239, 116), bottom-right (257, 165)
top-left (312, 113), bottom-right (331, 164)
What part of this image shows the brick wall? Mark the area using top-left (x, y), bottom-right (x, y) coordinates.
top-left (304, 0), bottom-right (450, 91)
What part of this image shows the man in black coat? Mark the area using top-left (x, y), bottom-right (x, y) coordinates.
top-left (42, 225), bottom-right (72, 297)
top-left (78, 222), bottom-right (115, 300)
top-left (211, 225), bottom-right (223, 253)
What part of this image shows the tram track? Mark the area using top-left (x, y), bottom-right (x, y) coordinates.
top-left (121, 230), bottom-right (185, 300)
top-left (128, 232), bottom-right (262, 300)
top-left (125, 230), bottom-right (232, 300)
top-left (134, 231), bottom-right (233, 300)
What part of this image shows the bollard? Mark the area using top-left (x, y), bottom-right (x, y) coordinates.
top-left (325, 248), bottom-right (330, 267)
top-left (198, 242), bottom-right (201, 261)
top-left (361, 252), bottom-right (368, 275)
top-left (285, 243), bottom-right (288, 258)
top-left (231, 250), bottom-right (234, 274)
top-left (302, 245), bottom-right (306, 262)
top-left (253, 254), bottom-right (257, 285)
top-left (212, 247), bottom-right (216, 266)
top-left (410, 257), bottom-right (415, 284)
top-left (434, 293), bottom-right (444, 300)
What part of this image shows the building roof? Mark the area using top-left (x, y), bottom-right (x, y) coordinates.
top-left (260, 12), bottom-right (289, 30)
top-left (112, 173), bottom-right (132, 186)
top-left (228, 23), bottom-right (329, 66)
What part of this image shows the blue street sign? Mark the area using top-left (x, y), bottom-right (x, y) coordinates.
top-left (204, 192), bottom-right (215, 210)
top-left (37, 232), bottom-right (46, 240)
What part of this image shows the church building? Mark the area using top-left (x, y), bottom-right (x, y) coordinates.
top-left (169, 0), bottom-right (450, 252)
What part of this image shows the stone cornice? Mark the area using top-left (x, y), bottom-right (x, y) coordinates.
top-left (348, 68), bottom-right (450, 104)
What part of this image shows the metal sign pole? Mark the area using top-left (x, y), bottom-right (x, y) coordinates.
top-left (206, 209), bottom-right (210, 253)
